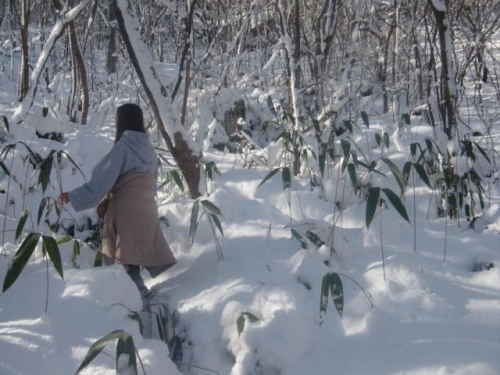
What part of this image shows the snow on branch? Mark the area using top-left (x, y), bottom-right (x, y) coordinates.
top-left (115, 0), bottom-right (198, 152)
top-left (13, 0), bottom-right (93, 123)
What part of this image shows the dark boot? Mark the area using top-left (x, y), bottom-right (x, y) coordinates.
top-left (125, 264), bottom-right (150, 298)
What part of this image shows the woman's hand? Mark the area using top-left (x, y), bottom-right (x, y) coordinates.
top-left (58, 192), bottom-right (70, 204)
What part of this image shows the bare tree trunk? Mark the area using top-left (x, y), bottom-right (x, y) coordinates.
top-left (113, 0), bottom-right (201, 199)
top-left (69, 20), bottom-right (89, 124)
top-left (312, 0), bottom-right (341, 81)
top-left (53, 0), bottom-right (89, 124)
top-left (381, 26), bottom-right (395, 114)
top-left (15, 0), bottom-right (30, 101)
top-left (275, 0), bottom-right (303, 175)
top-left (106, 4), bottom-right (118, 74)
top-left (422, 14), bottom-right (439, 129)
top-left (12, 0), bottom-right (92, 122)
top-left (291, 0), bottom-right (301, 176)
top-left (428, 0), bottom-right (457, 139)
top-left (0, 0), bottom-right (6, 27)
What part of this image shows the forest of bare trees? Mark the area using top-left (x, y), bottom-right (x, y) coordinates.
top-left (1, 0), bottom-right (500, 198)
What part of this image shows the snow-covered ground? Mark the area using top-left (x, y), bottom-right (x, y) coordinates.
top-left (0, 99), bottom-right (499, 375)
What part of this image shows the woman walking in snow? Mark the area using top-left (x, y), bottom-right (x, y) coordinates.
top-left (59, 103), bottom-right (176, 297)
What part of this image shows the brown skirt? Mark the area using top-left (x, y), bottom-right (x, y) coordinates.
top-left (101, 173), bottom-right (177, 277)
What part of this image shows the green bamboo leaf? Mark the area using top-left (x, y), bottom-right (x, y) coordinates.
top-left (305, 230), bottom-right (325, 247)
top-left (383, 132), bottom-right (390, 149)
top-left (189, 200), bottom-right (200, 246)
top-left (318, 154), bottom-right (326, 177)
top-left (1, 115), bottom-right (9, 132)
top-left (236, 314), bottom-right (244, 335)
top-left (329, 272), bottom-right (344, 318)
top-left (425, 138), bottom-right (436, 155)
top-left (282, 166), bottom-right (291, 191)
top-left (16, 208), bottom-right (30, 241)
top-left (93, 251), bottom-right (103, 267)
top-left (340, 139), bottom-right (351, 158)
top-left (366, 187), bottom-right (380, 229)
top-left (402, 161), bottom-right (412, 185)
top-left (381, 157), bottom-right (406, 195)
top-left (360, 111), bottom-right (369, 128)
top-left (168, 335), bottom-right (183, 363)
top-left (170, 170), bottom-right (185, 192)
top-left (469, 169), bottom-right (485, 202)
top-left (354, 160), bottom-right (385, 176)
top-left (200, 199), bottom-right (222, 216)
top-left (42, 107), bottom-right (49, 118)
top-left (375, 133), bottom-right (382, 147)
top-left (465, 203), bottom-right (471, 219)
top-left (347, 163), bottom-right (357, 187)
top-left (18, 141), bottom-right (43, 167)
top-left (237, 312), bottom-right (259, 336)
top-left (291, 228), bottom-right (307, 249)
top-left (381, 188), bottom-right (410, 225)
top-left (401, 113), bottom-right (411, 125)
top-left (260, 120), bottom-right (269, 134)
top-left (58, 151), bottom-right (85, 178)
top-left (410, 143), bottom-right (418, 158)
top-left (38, 153), bottom-right (54, 193)
top-left (340, 140), bottom-right (351, 172)
top-left (37, 197), bottom-right (48, 225)
top-left (42, 235), bottom-right (63, 279)
top-left (319, 143), bottom-right (327, 177)
top-left (209, 213), bottom-right (224, 238)
top-left (350, 150), bottom-right (358, 164)
top-left (116, 332), bottom-right (137, 374)
top-left (72, 239), bottom-right (80, 268)
top-left (275, 130), bottom-right (290, 143)
top-left (327, 145), bottom-right (335, 162)
top-left (0, 143), bottom-right (16, 160)
top-left (257, 168), bottom-right (281, 190)
top-left (75, 330), bottom-right (132, 374)
top-left (57, 235), bottom-right (72, 245)
top-left (205, 161), bottom-right (221, 180)
top-left (473, 141), bottom-right (491, 164)
top-left (312, 119), bottom-right (321, 135)
top-left (413, 163), bottom-right (432, 188)
top-left (460, 139), bottom-right (475, 160)
top-left (342, 120), bottom-right (353, 133)
top-left (3, 232), bottom-right (41, 292)
top-left (319, 273), bottom-right (330, 325)
top-left (0, 160), bottom-right (11, 177)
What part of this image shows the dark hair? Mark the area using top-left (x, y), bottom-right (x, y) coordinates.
top-left (115, 103), bottom-right (146, 143)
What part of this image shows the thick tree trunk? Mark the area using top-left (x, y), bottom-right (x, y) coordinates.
top-left (113, 0), bottom-right (201, 199)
